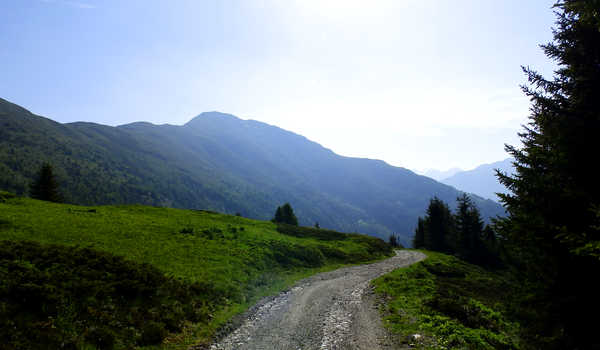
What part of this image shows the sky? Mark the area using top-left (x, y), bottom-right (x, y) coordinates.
top-left (1, 0), bottom-right (557, 172)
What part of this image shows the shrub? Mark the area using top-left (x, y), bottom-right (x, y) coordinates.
top-left (317, 245), bottom-right (349, 261)
top-left (179, 227), bottom-right (194, 234)
top-left (86, 326), bottom-right (116, 350)
top-left (276, 223), bottom-right (347, 241)
top-left (139, 321), bottom-right (167, 346)
top-left (269, 241), bottom-right (325, 267)
top-left (0, 240), bottom-right (221, 350)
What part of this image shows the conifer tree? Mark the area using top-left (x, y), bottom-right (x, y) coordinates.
top-left (30, 163), bottom-right (63, 203)
top-left (496, 1), bottom-right (600, 347)
top-left (412, 217), bottom-right (426, 249)
top-left (423, 197), bottom-right (454, 253)
top-left (272, 206), bottom-right (283, 223)
top-left (453, 194), bottom-right (484, 263)
top-left (273, 203), bottom-right (298, 226)
top-left (280, 203), bottom-right (298, 226)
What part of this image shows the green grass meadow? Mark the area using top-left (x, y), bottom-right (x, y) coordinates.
top-left (373, 250), bottom-right (520, 350)
top-left (0, 192), bottom-right (392, 349)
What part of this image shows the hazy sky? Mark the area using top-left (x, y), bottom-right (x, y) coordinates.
top-left (1, 0), bottom-right (557, 171)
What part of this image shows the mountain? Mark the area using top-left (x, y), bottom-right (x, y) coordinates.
top-left (422, 168), bottom-right (462, 181)
top-left (441, 158), bottom-right (514, 202)
top-left (0, 97), bottom-right (505, 245)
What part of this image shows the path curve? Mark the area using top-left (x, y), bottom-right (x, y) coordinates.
top-left (209, 250), bottom-right (426, 350)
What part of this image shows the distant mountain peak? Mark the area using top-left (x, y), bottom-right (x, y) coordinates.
top-left (185, 111), bottom-right (241, 126)
top-left (421, 167), bottom-right (462, 181)
top-left (441, 158), bottom-right (514, 202)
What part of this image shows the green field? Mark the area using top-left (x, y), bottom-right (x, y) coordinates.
top-left (0, 191), bottom-right (392, 349)
top-left (373, 250), bottom-right (520, 350)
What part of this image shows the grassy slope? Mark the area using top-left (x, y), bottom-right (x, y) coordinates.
top-left (373, 250), bottom-right (519, 350)
top-left (0, 192), bottom-right (392, 348)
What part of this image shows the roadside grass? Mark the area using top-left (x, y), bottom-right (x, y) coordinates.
top-left (372, 250), bottom-right (520, 350)
top-left (0, 191), bottom-right (392, 349)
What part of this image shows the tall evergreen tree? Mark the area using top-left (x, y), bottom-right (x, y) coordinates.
top-left (423, 197), bottom-right (454, 253)
top-left (30, 163), bottom-right (63, 203)
top-left (497, 1), bottom-right (600, 348)
top-left (412, 217), bottom-right (426, 249)
top-left (453, 194), bottom-right (484, 263)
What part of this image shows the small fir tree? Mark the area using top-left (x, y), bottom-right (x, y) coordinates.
top-left (30, 163), bottom-right (63, 203)
top-left (423, 197), bottom-right (454, 253)
top-left (272, 206), bottom-right (284, 223)
top-left (280, 203), bottom-right (298, 226)
top-left (453, 194), bottom-right (484, 263)
top-left (272, 203), bottom-right (298, 226)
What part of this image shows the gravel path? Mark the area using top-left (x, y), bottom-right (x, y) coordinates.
top-left (209, 250), bottom-right (426, 350)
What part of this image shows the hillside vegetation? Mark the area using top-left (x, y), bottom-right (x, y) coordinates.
top-left (0, 191), bottom-right (392, 349)
top-left (373, 251), bottom-right (519, 350)
top-left (0, 97), bottom-right (504, 244)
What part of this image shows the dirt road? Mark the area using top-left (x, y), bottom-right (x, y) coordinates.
top-left (210, 250), bottom-right (426, 350)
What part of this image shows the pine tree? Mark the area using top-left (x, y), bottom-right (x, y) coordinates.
top-left (272, 206), bottom-right (282, 223)
top-left (412, 217), bottom-right (426, 249)
top-left (453, 194), bottom-right (484, 263)
top-left (423, 197), bottom-right (454, 253)
top-left (273, 203), bottom-right (298, 226)
top-left (30, 163), bottom-right (63, 203)
top-left (281, 203), bottom-right (298, 226)
top-left (496, 1), bottom-right (600, 347)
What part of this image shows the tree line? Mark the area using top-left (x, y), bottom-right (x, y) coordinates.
top-left (412, 194), bottom-right (500, 267)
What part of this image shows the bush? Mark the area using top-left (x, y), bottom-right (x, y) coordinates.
top-left (317, 245), bottom-right (349, 261)
top-left (269, 240), bottom-right (325, 267)
top-left (139, 321), bottom-right (167, 346)
top-left (0, 190), bottom-right (17, 202)
top-left (348, 234), bottom-right (393, 256)
top-left (276, 223), bottom-right (347, 241)
top-left (0, 240), bottom-right (221, 350)
top-left (86, 327), bottom-right (116, 350)
top-left (179, 227), bottom-right (194, 234)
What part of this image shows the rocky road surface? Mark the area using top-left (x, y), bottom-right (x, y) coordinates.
top-left (209, 250), bottom-right (426, 350)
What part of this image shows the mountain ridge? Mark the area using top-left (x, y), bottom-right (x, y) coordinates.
top-left (0, 97), bottom-right (505, 244)
top-left (441, 158), bottom-right (514, 202)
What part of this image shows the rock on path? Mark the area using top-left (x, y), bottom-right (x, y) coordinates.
top-left (209, 250), bottom-right (426, 350)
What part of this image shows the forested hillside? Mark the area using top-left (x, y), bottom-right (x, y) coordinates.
top-left (0, 98), bottom-right (504, 244)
